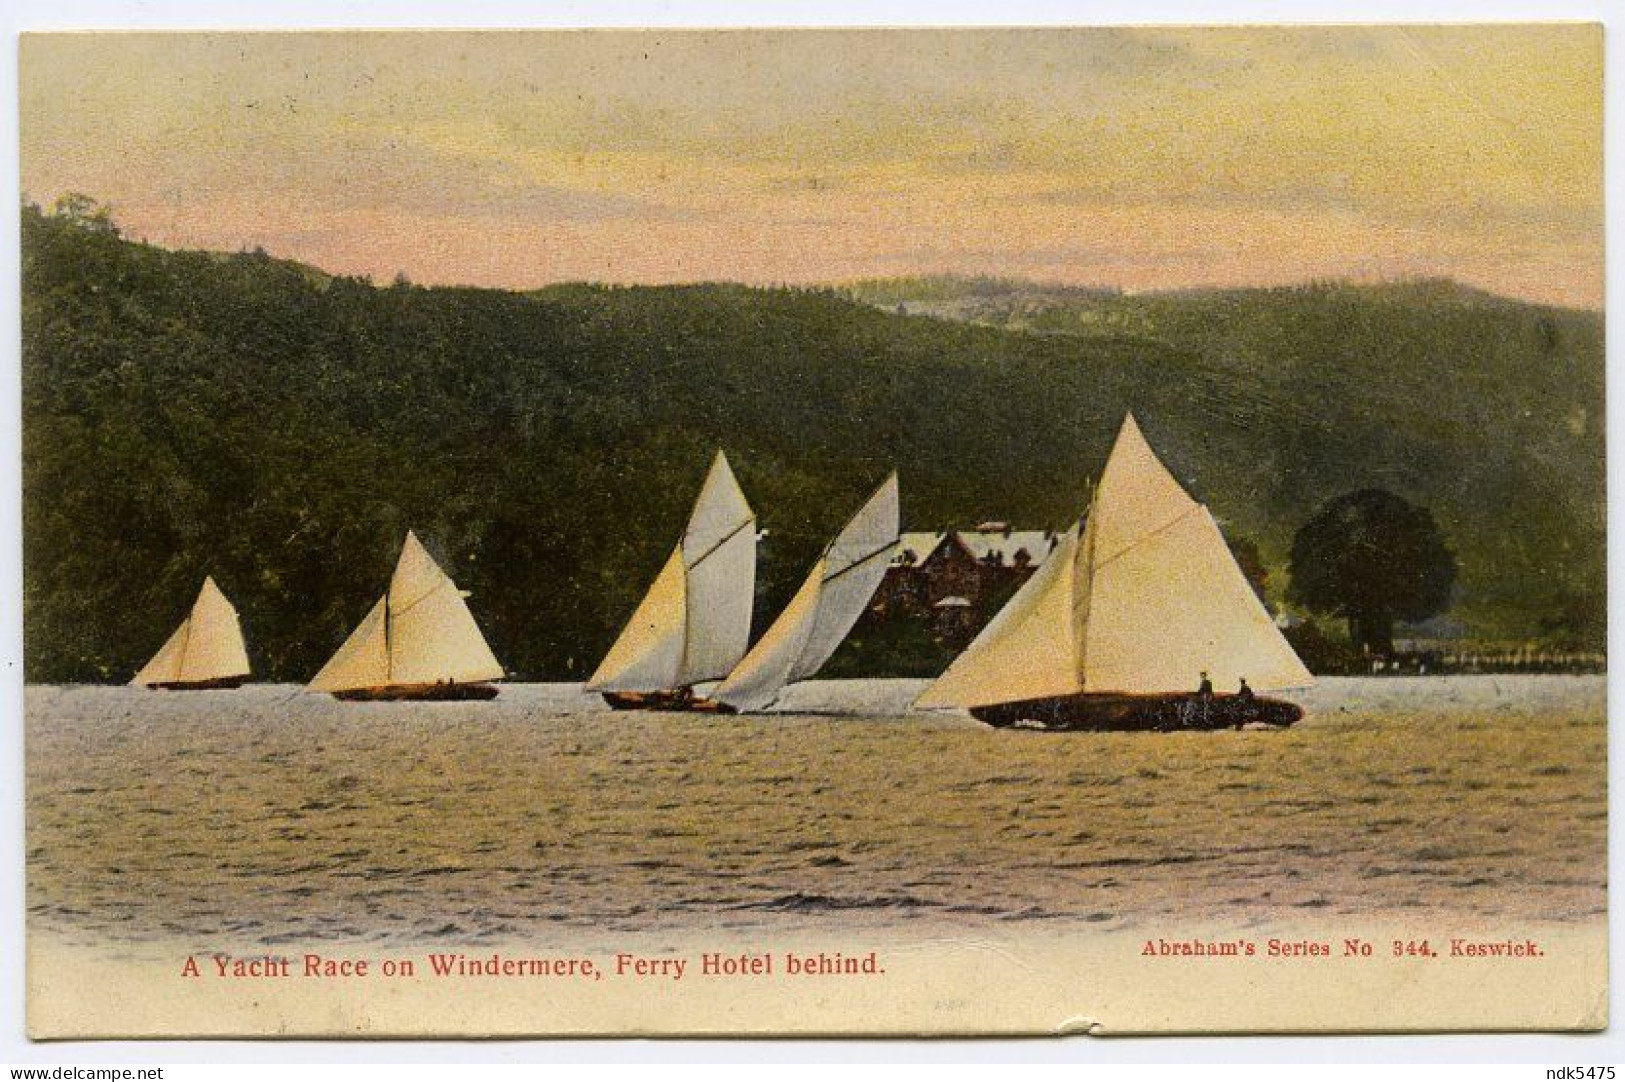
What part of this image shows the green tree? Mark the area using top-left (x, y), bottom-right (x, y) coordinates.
top-left (1287, 489), bottom-right (1457, 656)
top-left (51, 192), bottom-right (119, 235)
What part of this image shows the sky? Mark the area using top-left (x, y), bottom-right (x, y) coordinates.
top-left (18, 26), bottom-right (1605, 307)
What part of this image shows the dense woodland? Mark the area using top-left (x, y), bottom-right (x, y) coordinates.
top-left (23, 203), bottom-right (1605, 682)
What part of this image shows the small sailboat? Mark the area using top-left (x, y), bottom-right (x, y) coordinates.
top-left (131, 576), bottom-right (251, 690)
top-left (916, 414), bottom-right (1312, 731)
top-left (714, 473), bottom-right (901, 713)
top-left (587, 451), bottom-right (757, 711)
top-left (308, 531), bottom-right (505, 701)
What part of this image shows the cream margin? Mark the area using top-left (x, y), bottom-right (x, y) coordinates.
top-left (4, 0), bottom-right (1623, 1065)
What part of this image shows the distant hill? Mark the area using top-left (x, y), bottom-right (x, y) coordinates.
top-left (845, 273), bottom-right (1540, 323)
top-left (845, 274), bottom-right (1605, 644)
top-left (841, 274), bottom-right (1123, 310)
top-left (22, 206), bottom-right (1604, 682)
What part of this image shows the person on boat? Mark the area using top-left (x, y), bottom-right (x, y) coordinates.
top-left (1233, 676), bottom-right (1255, 730)
top-left (1195, 671), bottom-right (1214, 728)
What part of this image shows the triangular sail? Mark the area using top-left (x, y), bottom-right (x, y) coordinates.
top-left (1075, 416), bottom-right (1310, 694)
top-left (386, 532), bottom-right (505, 685)
top-left (584, 547), bottom-right (688, 692)
top-left (131, 620), bottom-right (190, 687)
top-left (677, 451), bottom-right (757, 684)
top-left (1081, 505), bottom-right (1312, 693)
top-left (1088, 414), bottom-right (1199, 566)
top-left (587, 451), bottom-right (757, 692)
top-left (916, 413), bottom-right (1312, 708)
top-left (716, 473), bottom-right (900, 711)
top-left (308, 597), bottom-right (390, 693)
top-left (913, 524), bottom-right (1083, 708)
top-left (177, 577), bottom-right (251, 683)
top-left (132, 576), bottom-right (251, 687)
top-left (307, 532), bottom-right (504, 693)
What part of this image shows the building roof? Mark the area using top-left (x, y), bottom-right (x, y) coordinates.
top-left (892, 531), bottom-right (947, 566)
top-left (889, 529), bottom-right (1059, 569)
top-left (954, 529), bottom-right (1057, 566)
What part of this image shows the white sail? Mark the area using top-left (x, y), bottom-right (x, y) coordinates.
top-left (307, 597), bottom-right (390, 693)
top-left (1076, 415), bottom-right (1311, 695)
top-left (913, 524), bottom-right (1082, 708)
top-left (1081, 503), bottom-right (1312, 694)
top-left (177, 576), bottom-right (252, 683)
top-left (716, 473), bottom-right (900, 711)
top-left (588, 451), bottom-right (757, 693)
top-left (916, 414), bottom-right (1312, 709)
top-left (132, 621), bottom-right (190, 687)
top-left (583, 547), bottom-right (688, 692)
top-left (132, 576), bottom-right (251, 687)
top-left (386, 532), bottom-right (506, 685)
top-left (307, 532), bottom-right (504, 693)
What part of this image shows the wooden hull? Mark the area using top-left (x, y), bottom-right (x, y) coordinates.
top-left (332, 683), bottom-right (499, 702)
top-left (600, 690), bottom-right (737, 714)
top-left (970, 692), bottom-right (1302, 733)
top-left (144, 676), bottom-right (246, 691)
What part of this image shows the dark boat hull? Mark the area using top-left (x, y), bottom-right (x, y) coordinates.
top-left (599, 690), bottom-right (737, 714)
top-left (970, 692), bottom-right (1302, 732)
top-left (144, 676), bottom-right (246, 691)
top-left (333, 683), bottom-right (499, 702)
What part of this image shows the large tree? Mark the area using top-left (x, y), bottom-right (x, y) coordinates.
top-left (1287, 489), bottom-right (1457, 657)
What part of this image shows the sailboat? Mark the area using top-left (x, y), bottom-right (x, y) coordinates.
top-left (308, 531), bottom-right (505, 701)
top-left (587, 450), bottom-right (757, 711)
top-left (131, 576), bottom-right (252, 690)
top-left (714, 473), bottom-right (900, 713)
top-left (916, 414), bottom-right (1312, 731)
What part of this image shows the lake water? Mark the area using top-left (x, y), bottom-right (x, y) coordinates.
top-left (26, 676), bottom-right (1606, 950)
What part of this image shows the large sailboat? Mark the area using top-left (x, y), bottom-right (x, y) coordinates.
top-left (714, 473), bottom-right (900, 713)
top-left (131, 576), bottom-right (252, 690)
top-left (308, 531), bottom-right (505, 701)
top-left (587, 451), bottom-right (757, 711)
top-left (916, 414), bottom-right (1312, 731)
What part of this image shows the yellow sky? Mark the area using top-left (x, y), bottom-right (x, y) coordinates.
top-left (19, 27), bottom-right (1604, 307)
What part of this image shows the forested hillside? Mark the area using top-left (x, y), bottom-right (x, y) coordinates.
top-left (23, 205), bottom-right (1605, 681)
